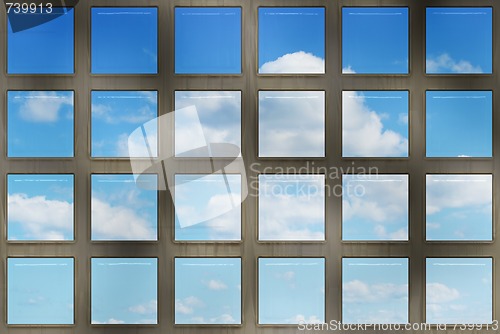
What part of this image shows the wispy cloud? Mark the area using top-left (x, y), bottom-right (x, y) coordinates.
top-left (426, 53), bottom-right (482, 74)
top-left (13, 91), bottom-right (73, 123)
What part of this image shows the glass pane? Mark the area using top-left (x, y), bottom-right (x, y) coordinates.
top-left (259, 91), bottom-right (325, 157)
top-left (91, 174), bottom-right (158, 241)
top-left (426, 258), bottom-right (492, 324)
top-left (342, 258), bottom-right (408, 324)
top-left (175, 258), bottom-right (241, 324)
top-left (342, 174), bottom-right (408, 241)
top-left (259, 258), bottom-right (325, 324)
top-left (175, 91), bottom-right (241, 157)
top-left (342, 7), bottom-right (408, 74)
top-left (426, 8), bottom-right (492, 74)
top-left (258, 7), bottom-right (325, 74)
top-left (343, 91), bottom-right (408, 157)
top-left (91, 91), bottom-right (158, 158)
top-left (175, 7), bottom-right (241, 74)
top-left (91, 258), bottom-right (158, 324)
top-left (426, 175), bottom-right (492, 241)
top-left (175, 174), bottom-right (241, 241)
top-left (91, 7), bottom-right (158, 74)
top-left (8, 174), bottom-right (74, 241)
top-left (8, 258), bottom-right (74, 324)
top-left (8, 7), bottom-right (74, 74)
top-left (426, 91), bottom-right (492, 158)
top-left (8, 91), bottom-right (74, 157)
top-left (259, 175), bottom-right (325, 241)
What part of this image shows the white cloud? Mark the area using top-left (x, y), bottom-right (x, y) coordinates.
top-left (259, 91), bottom-right (324, 157)
top-left (343, 91), bottom-right (408, 157)
top-left (175, 296), bottom-right (204, 315)
top-left (426, 53), bottom-right (482, 73)
top-left (343, 280), bottom-right (408, 303)
top-left (128, 300), bottom-right (157, 315)
top-left (91, 197), bottom-right (156, 240)
top-left (259, 178), bottom-right (324, 240)
top-left (175, 187), bottom-right (241, 240)
top-left (92, 318), bottom-right (125, 324)
top-left (342, 66), bottom-right (356, 74)
top-left (8, 193), bottom-right (73, 240)
top-left (342, 175), bottom-right (408, 239)
top-left (209, 313), bottom-right (237, 324)
top-left (426, 282), bottom-right (460, 304)
top-left (374, 224), bottom-right (408, 240)
top-left (289, 314), bottom-right (322, 324)
top-left (205, 279), bottom-right (228, 290)
top-left (117, 131), bottom-right (158, 158)
top-left (426, 175), bottom-right (492, 215)
top-left (17, 91), bottom-right (73, 123)
top-left (259, 51), bottom-right (324, 74)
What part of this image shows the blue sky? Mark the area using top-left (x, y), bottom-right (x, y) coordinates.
top-left (91, 7), bottom-right (157, 74)
top-left (8, 174), bottom-right (74, 241)
top-left (92, 174), bottom-right (158, 241)
top-left (426, 8), bottom-right (492, 74)
top-left (8, 91), bottom-right (74, 157)
top-left (343, 91), bottom-right (408, 157)
top-left (426, 91), bottom-right (492, 157)
top-left (175, 174), bottom-right (241, 241)
top-left (175, 7), bottom-right (241, 74)
top-left (8, 258), bottom-right (74, 324)
top-left (259, 7), bottom-right (324, 74)
top-left (343, 175), bottom-right (408, 241)
top-left (259, 258), bottom-right (324, 324)
top-left (92, 91), bottom-right (158, 158)
top-left (8, 8), bottom-right (74, 74)
top-left (175, 258), bottom-right (241, 324)
top-left (426, 175), bottom-right (492, 241)
top-left (175, 91), bottom-right (241, 157)
top-left (92, 258), bottom-right (157, 324)
top-left (426, 258), bottom-right (492, 324)
top-left (259, 175), bottom-right (324, 241)
top-left (342, 7), bottom-right (408, 74)
top-left (343, 258), bottom-right (408, 324)
top-left (259, 91), bottom-right (325, 157)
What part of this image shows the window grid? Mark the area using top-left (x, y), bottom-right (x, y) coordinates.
top-left (0, 0), bottom-right (496, 334)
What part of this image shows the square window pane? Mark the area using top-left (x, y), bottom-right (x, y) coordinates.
top-left (8, 91), bottom-right (74, 157)
top-left (342, 258), bottom-right (408, 324)
top-left (259, 7), bottom-right (325, 74)
top-left (426, 8), bottom-right (492, 74)
top-left (259, 258), bottom-right (325, 324)
top-left (175, 7), bottom-right (241, 74)
top-left (259, 175), bottom-right (325, 241)
top-left (426, 258), bottom-right (492, 324)
top-left (342, 8), bottom-right (408, 74)
top-left (91, 7), bottom-right (158, 74)
top-left (259, 91), bottom-right (325, 157)
top-left (343, 174), bottom-right (408, 241)
top-left (91, 174), bottom-right (158, 241)
top-left (175, 258), bottom-right (241, 324)
top-left (175, 174), bottom-right (241, 241)
top-left (8, 174), bottom-right (74, 241)
top-left (8, 258), bottom-right (74, 324)
top-left (8, 8), bottom-right (74, 74)
top-left (426, 175), bottom-right (492, 241)
top-left (91, 91), bottom-right (158, 158)
top-left (426, 91), bottom-right (492, 158)
top-left (175, 91), bottom-right (241, 157)
top-left (91, 258), bottom-right (158, 325)
top-left (343, 91), bottom-right (408, 157)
